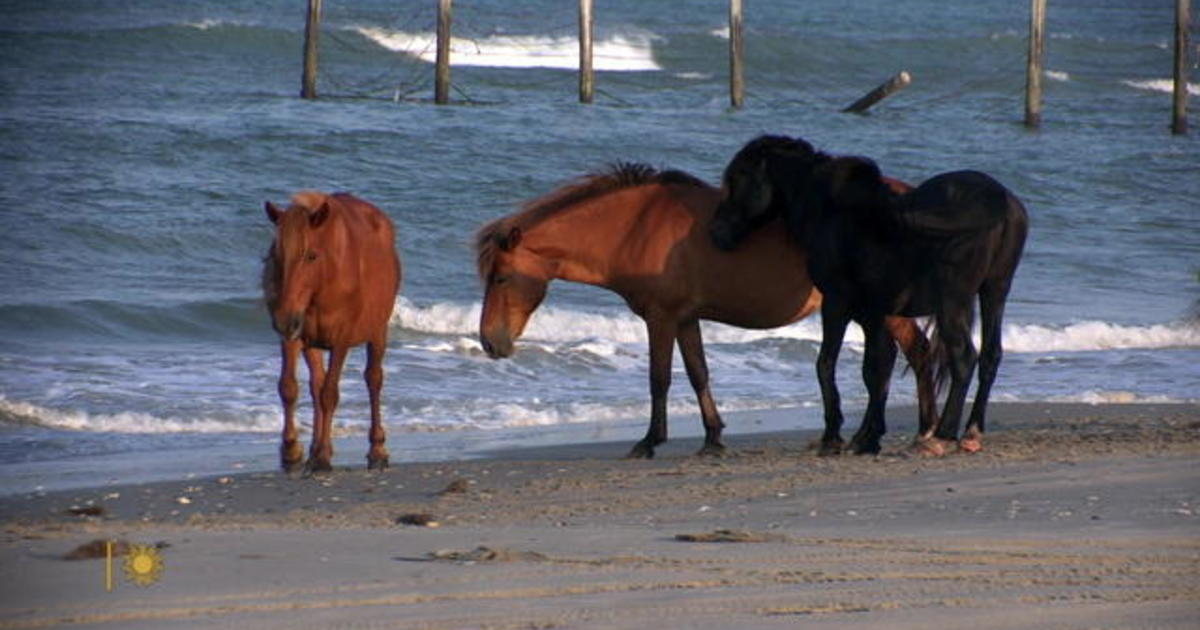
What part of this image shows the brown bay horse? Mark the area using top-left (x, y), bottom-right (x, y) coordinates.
top-left (263, 191), bottom-right (401, 472)
top-left (476, 163), bottom-right (936, 458)
top-left (712, 135), bottom-right (1028, 455)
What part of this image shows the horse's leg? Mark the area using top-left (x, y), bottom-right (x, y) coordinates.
top-left (932, 301), bottom-right (978, 448)
top-left (364, 338), bottom-right (389, 470)
top-left (302, 347), bottom-right (326, 471)
top-left (628, 317), bottom-right (676, 459)
top-left (307, 345), bottom-right (347, 474)
top-left (816, 302), bottom-right (850, 456)
top-left (885, 316), bottom-right (939, 454)
top-left (277, 340), bottom-right (304, 472)
top-left (850, 316), bottom-right (897, 455)
top-left (676, 318), bottom-right (725, 457)
top-left (961, 280), bottom-right (1011, 453)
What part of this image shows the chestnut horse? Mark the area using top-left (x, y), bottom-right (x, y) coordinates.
top-left (476, 163), bottom-right (936, 458)
top-left (263, 191), bottom-right (401, 473)
top-left (712, 135), bottom-right (1028, 454)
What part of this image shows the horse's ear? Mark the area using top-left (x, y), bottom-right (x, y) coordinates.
top-left (265, 201), bottom-right (283, 224)
top-left (500, 226), bottom-right (522, 251)
top-left (308, 200), bottom-right (331, 228)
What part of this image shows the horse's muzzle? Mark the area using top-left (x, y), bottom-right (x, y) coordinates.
top-left (480, 331), bottom-right (513, 359)
top-left (277, 313), bottom-right (304, 341)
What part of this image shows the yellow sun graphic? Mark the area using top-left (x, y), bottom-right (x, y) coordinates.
top-left (122, 544), bottom-right (164, 587)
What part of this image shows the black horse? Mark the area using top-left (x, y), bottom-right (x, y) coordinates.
top-left (711, 135), bottom-right (1028, 455)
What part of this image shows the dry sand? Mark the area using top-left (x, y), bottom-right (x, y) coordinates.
top-left (1, 402), bottom-right (1197, 629)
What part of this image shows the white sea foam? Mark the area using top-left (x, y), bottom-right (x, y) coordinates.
top-left (1122, 78), bottom-right (1200, 96)
top-left (1063, 390), bottom-right (1181, 405)
top-left (1001, 320), bottom-right (1200, 353)
top-left (1045, 70), bottom-right (1070, 82)
top-left (394, 299), bottom-right (1199, 354)
top-left (356, 27), bottom-right (661, 71)
top-left (393, 297), bottom-right (830, 346)
top-left (0, 396), bottom-right (278, 434)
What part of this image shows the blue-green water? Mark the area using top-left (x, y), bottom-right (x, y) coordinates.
top-left (1, 0), bottom-right (1197, 493)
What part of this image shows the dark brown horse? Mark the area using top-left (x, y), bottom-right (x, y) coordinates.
top-left (476, 163), bottom-right (936, 458)
top-left (712, 135), bottom-right (1028, 454)
top-left (263, 191), bottom-right (401, 472)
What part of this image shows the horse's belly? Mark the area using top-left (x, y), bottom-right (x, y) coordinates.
top-left (702, 281), bottom-right (818, 329)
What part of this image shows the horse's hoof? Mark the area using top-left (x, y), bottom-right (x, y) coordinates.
top-left (281, 459), bottom-right (305, 474)
top-left (817, 440), bottom-right (844, 457)
top-left (910, 437), bottom-right (949, 458)
top-left (850, 440), bottom-right (882, 456)
top-left (304, 459), bottom-right (334, 476)
top-left (695, 442), bottom-right (727, 458)
top-left (367, 457), bottom-right (389, 471)
top-left (625, 442), bottom-right (656, 459)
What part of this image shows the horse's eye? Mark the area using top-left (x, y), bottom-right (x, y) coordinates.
top-left (304, 251), bottom-right (318, 262)
top-left (493, 274), bottom-right (509, 286)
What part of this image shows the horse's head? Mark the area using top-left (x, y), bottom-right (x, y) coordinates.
top-left (476, 221), bottom-right (554, 359)
top-left (711, 135), bottom-right (819, 250)
top-left (264, 192), bottom-right (333, 341)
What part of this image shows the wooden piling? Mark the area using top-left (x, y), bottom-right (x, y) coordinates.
top-left (729, 0), bottom-right (744, 109)
top-left (842, 71), bottom-right (912, 114)
top-left (435, 0), bottom-right (452, 105)
top-left (1173, 0), bottom-right (1191, 135)
top-left (301, 0), bottom-right (322, 99)
top-left (1025, 0), bottom-right (1047, 128)
top-left (579, 0), bottom-right (594, 104)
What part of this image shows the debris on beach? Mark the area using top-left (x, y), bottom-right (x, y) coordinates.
top-left (436, 478), bottom-right (471, 496)
top-left (674, 529), bottom-right (789, 543)
top-left (62, 539), bottom-right (130, 560)
top-left (427, 546), bottom-right (548, 563)
top-left (395, 513), bottom-right (440, 527)
top-left (65, 505), bottom-right (106, 517)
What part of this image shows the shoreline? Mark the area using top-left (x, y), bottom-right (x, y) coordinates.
top-left (1, 400), bottom-right (1191, 500)
top-left (1, 401), bottom-right (1197, 629)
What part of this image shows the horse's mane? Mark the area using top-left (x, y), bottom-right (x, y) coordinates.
top-left (475, 162), bottom-right (708, 280)
top-left (730, 135), bottom-right (830, 172)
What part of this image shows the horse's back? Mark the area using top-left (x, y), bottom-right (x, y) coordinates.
top-left (900, 171), bottom-right (1016, 238)
top-left (331, 193), bottom-right (397, 244)
top-left (330, 193), bottom-right (401, 334)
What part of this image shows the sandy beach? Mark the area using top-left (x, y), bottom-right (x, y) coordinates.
top-left (1, 401), bottom-right (1197, 629)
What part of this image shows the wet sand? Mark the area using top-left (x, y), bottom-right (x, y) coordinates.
top-left (1, 402), bottom-right (1197, 629)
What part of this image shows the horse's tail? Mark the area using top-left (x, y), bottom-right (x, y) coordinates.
top-left (899, 171), bottom-right (1012, 239)
top-left (922, 318), bottom-right (953, 398)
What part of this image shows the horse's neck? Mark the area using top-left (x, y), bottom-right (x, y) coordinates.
top-left (527, 195), bottom-right (660, 286)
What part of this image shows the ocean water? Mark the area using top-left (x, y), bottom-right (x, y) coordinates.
top-left (1, 0), bottom-right (1197, 494)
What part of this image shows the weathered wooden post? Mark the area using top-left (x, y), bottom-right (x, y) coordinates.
top-left (729, 0), bottom-right (745, 109)
top-left (1173, 0), bottom-right (1191, 134)
top-left (1025, 0), bottom-right (1047, 128)
top-left (301, 0), bottom-right (322, 99)
top-left (579, 0), bottom-right (594, 104)
top-left (842, 71), bottom-right (913, 114)
top-left (435, 0), bottom-right (452, 105)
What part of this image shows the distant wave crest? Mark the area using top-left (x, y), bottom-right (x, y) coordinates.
top-left (355, 26), bottom-right (662, 71)
top-left (1122, 78), bottom-right (1200, 96)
